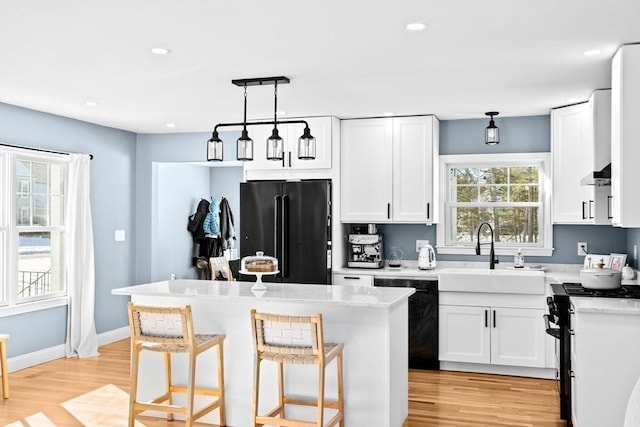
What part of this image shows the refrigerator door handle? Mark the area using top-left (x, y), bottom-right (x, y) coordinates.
top-left (282, 194), bottom-right (289, 278)
top-left (274, 195), bottom-right (282, 277)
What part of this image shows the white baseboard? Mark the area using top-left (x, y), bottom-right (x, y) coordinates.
top-left (7, 326), bottom-right (130, 373)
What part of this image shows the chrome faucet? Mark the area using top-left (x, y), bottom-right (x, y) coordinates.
top-left (475, 222), bottom-right (499, 270)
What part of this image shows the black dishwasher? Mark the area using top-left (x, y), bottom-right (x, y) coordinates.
top-left (374, 278), bottom-right (439, 370)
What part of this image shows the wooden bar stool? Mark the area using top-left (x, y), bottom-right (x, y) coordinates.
top-left (127, 303), bottom-right (226, 427)
top-left (0, 334), bottom-right (9, 399)
top-left (250, 309), bottom-right (344, 427)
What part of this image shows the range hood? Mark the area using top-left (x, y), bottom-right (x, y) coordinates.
top-left (580, 162), bottom-right (611, 186)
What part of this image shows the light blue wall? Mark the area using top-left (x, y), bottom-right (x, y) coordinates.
top-left (0, 102), bottom-right (137, 357)
top-left (134, 131), bottom-right (239, 284)
top-left (378, 115), bottom-right (628, 265)
top-left (154, 163), bottom-right (211, 281)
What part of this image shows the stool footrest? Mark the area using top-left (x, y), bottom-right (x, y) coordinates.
top-left (169, 384), bottom-right (223, 397)
top-left (283, 396), bottom-right (341, 409)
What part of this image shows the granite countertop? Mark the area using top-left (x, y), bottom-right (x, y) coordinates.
top-left (112, 279), bottom-right (415, 308)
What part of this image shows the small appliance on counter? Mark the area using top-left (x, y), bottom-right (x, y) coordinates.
top-left (347, 224), bottom-right (384, 268)
top-left (418, 241), bottom-right (436, 270)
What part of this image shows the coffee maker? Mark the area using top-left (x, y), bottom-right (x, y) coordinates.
top-left (347, 224), bottom-right (384, 269)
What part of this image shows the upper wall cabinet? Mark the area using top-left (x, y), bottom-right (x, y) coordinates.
top-left (611, 44), bottom-right (640, 227)
top-left (340, 116), bottom-right (439, 223)
top-left (551, 90), bottom-right (612, 225)
top-left (244, 116), bottom-right (335, 177)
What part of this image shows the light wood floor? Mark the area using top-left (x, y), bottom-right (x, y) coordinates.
top-left (1, 339), bottom-right (565, 426)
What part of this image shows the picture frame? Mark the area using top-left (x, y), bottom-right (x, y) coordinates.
top-left (608, 253), bottom-right (627, 271)
top-left (583, 254), bottom-right (610, 269)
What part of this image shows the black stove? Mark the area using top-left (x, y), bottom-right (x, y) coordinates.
top-left (560, 282), bottom-right (640, 299)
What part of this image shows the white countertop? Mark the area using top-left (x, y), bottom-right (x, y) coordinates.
top-left (571, 297), bottom-right (640, 315)
top-left (112, 279), bottom-right (415, 308)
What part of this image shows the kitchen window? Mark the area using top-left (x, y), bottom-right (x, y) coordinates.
top-left (0, 147), bottom-right (68, 315)
top-left (437, 153), bottom-right (553, 256)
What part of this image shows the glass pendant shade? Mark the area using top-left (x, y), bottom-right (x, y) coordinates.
top-left (298, 126), bottom-right (316, 160)
top-left (485, 123), bottom-right (499, 145)
top-left (237, 129), bottom-right (254, 161)
top-left (485, 112), bottom-right (500, 145)
top-left (266, 128), bottom-right (284, 160)
top-left (207, 131), bottom-right (223, 161)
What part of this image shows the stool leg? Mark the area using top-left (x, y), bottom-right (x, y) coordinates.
top-left (252, 357), bottom-right (261, 427)
top-left (128, 345), bottom-right (141, 427)
top-left (164, 352), bottom-right (174, 421)
top-left (277, 361), bottom-right (285, 418)
top-left (185, 349), bottom-right (197, 427)
top-left (317, 363), bottom-right (325, 427)
top-left (337, 354), bottom-right (344, 427)
top-left (1, 339), bottom-right (8, 399)
top-left (217, 340), bottom-right (226, 426)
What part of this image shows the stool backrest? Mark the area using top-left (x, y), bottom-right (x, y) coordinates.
top-left (250, 309), bottom-right (324, 360)
top-left (128, 302), bottom-right (194, 346)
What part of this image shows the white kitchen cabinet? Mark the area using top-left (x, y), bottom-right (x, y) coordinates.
top-left (332, 272), bottom-right (373, 287)
top-left (611, 44), bottom-right (640, 227)
top-left (439, 305), bottom-right (545, 368)
top-left (244, 116), bottom-right (334, 172)
top-left (340, 116), bottom-right (439, 223)
top-left (551, 90), bottom-right (612, 225)
top-left (570, 302), bottom-right (640, 427)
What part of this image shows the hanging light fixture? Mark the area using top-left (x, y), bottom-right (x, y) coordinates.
top-left (206, 76), bottom-right (316, 162)
top-left (236, 84), bottom-right (254, 160)
top-left (207, 129), bottom-right (223, 161)
top-left (266, 81), bottom-right (284, 161)
top-left (298, 125), bottom-right (316, 159)
top-left (485, 111), bottom-right (500, 145)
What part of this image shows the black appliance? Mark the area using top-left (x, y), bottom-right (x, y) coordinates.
top-left (545, 282), bottom-right (640, 427)
top-left (239, 180), bottom-right (331, 285)
top-left (374, 278), bottom-right (439, 370)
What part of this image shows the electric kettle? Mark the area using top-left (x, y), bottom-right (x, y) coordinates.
top-left (418, 241), bottom-right (436, 270)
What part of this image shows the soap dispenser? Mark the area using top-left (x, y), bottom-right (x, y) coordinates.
top-left (514, 248), bottom-right (525, 268)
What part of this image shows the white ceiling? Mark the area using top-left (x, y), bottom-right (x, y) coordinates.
top-left (1, 0), bottom-right (639, 134)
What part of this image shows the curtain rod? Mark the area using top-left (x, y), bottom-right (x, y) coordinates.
top-left (0, 143), bottom-right (93, 159)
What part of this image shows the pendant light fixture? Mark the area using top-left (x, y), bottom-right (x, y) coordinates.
top-left (485, 111), bottom-right (500, 145)
top-left (206, 76), bottom-right (316, 162)
top-left (266, 81), bottom-right (284, 161)
top-left (236, 84), bottom-right (254, 161)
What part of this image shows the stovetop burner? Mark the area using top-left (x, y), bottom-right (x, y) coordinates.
top-left (562, 282), bottom-right (640, 299)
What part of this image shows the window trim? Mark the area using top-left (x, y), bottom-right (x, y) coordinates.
top-left (0, 146), bottom-right (70, 315)
top-left (437, 153), bottom-right (554, 256)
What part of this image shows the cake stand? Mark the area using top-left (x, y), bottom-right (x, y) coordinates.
top-left (240, 270), bottom-right (279, 291)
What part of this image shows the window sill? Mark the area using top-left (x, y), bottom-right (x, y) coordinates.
top-left (0, 296), bottom-right (69, 318)
top-left (436, 246), bottom-right (555, 257)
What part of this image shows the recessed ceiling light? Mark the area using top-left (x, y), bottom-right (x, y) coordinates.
top-left (583, 49), bottom-right (601, 56)
top-left (166, 122), bottom-right (176, 128)
top-left (384, 112), bottom-right (394, 117)
top-left (406, 22), bottom-right (427, 31)
top-left (85, 101), bottom-right (98, 107)
top-left (151, 47), bottom-right (171, 55)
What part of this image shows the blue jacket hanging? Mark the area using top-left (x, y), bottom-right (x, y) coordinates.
top-left (203, 198), bottom-right (221, 236)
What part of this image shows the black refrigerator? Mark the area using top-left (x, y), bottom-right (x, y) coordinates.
top-left (239, 180), bottom-right (332, 285)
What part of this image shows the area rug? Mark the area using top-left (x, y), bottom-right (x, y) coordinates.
top-left (61, 384), bottom-right (145, 427)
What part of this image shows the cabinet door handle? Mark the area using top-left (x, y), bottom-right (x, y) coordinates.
top-left (582, 201), bottom-right (587, 220)
top-left (288, 151), bottom-right (292, 168)
top-left (493, 310), bottom-right (496, 328)
top-left (427, 202), bottom-right (430, 220)
top-left (387, 203), bottom-right (391, 219)
top-left (485, 309), bottom-right (488, 328)
top-left (607, 195), bottom-right (613, 219)
top-left (343, 276), bottom-right (360, 280)
top-left (589, 200), bottom-right (594, 219)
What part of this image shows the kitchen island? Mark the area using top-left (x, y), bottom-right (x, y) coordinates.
top-left (112, 279), bottom-right (414, 427)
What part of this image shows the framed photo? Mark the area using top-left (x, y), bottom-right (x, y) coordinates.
top-left (584, 254), bottom-right (610, 269)
top-left (608, 253), bottom-right (627, 271)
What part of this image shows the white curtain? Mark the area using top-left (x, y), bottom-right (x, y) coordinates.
top-left (65, 153), bottom-right (99, 358)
